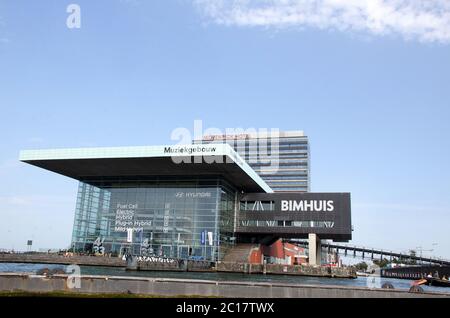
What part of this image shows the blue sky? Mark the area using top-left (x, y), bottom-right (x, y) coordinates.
top-left (0, 0), bottom-right (449, 259)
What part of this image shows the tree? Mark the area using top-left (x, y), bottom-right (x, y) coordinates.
top-left (373, 258), bottom-right (390, 269)
top-left (408, 250), bottom-right (417, 265)
top-left (354, 262), bottom-right (368, 272)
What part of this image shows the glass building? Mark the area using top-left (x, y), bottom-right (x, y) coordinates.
top-left (197, 131), bottom-right (310, 192)
top-left (20, 142), bottom-right (352, 265)
top-left (71, 177), bottom-right (236, 261)
top-left (19, 144), bottom-right (272, 262)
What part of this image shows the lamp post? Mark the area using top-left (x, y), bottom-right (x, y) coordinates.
top-left (416, 246), bottom-right (434, 265)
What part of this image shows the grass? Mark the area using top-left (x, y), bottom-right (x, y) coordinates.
top-left (0, 290), bottom-right (211, 298)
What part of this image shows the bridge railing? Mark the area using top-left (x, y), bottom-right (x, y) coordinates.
top-left (292, 241), bottom-right (450, 265)
top-left (327, 244), bottom-right (450, 265)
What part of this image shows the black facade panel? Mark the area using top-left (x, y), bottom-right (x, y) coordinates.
top-left (237, 192), bottom-right (352, 241)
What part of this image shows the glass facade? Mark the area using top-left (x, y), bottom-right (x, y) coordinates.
top-left (71, 177), bottom-right (237, 262)
top-left (196, 131), bottom-right (310, 192)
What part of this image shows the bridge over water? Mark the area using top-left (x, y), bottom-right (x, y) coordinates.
top-left (293, 241), bottom-right (450, 266)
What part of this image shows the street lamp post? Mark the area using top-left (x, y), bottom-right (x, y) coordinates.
top-left (416, 246), bottom-right (435, 265)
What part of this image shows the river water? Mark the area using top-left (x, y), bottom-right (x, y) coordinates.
top-left (1, 262), bottom-right (449, 295)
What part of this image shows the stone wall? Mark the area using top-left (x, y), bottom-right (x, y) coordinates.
top-left (216, 262), bottom-right (263, 274)
top-left (1, 254), bottom-right (356, 278)
top-left (0, 253), bottom-right (125, 267)
top-left (216, 262), bottom-right (356, 278)
top-left (0, 273), bottom-right (447, 298)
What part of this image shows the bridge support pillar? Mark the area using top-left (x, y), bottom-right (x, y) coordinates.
top-left (308, 233), bottom-right (321, 266)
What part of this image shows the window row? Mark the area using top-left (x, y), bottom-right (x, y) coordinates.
top-left (239, 220), bottom-right (335, 228)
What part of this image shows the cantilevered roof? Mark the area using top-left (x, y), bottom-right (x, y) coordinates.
top-left (20, 144), bottom-right (273, 193)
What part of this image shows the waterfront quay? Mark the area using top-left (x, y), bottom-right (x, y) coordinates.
top-left (0, 253), bottom-right (126, 268)
top-left (0, 253), bottom-right (355, 278)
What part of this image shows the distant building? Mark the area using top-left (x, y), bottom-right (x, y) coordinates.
top-left (196, 130), bottom-right (310, 192)
top-left (262, 239), bottom-right (309, 265)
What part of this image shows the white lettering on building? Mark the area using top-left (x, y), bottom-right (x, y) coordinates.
top-left (281, 200), bottom-right (334, 212)
top-left (114, 203), bottom-right (152, 232)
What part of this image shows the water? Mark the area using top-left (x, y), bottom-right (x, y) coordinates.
top-left (1, 263), bottom-right (449, 294)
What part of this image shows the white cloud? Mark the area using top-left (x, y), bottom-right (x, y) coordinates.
top-left (194, 0), bottom-right (450, 43)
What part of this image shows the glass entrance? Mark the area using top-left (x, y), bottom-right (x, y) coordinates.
top-left (160, 245), bottom-right (172, 258)
top-left (178, 245), bottom-right (190, 259)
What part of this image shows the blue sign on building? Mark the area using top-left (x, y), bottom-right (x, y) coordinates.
top-left (201, 231), bottom-right (206, 245)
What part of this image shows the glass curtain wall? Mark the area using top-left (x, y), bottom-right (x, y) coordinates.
top-left (71, 177), bottom-right (237, 262)
top-left (195, 133), bottom-right (310, 192)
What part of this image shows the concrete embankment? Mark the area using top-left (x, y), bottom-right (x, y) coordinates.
top-left (0, 254), bottom-right (356, 278)
top-left (0, 273), bottom-right (448, 298)
top-left (216, 262), bottom-right (356, 278)
top-left (0, 253), bottom-right (126, 267)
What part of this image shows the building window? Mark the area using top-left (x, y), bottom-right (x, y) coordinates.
top-left (239, 220), bottom-right (335, 228)
top-left (240, 201), bottom-right (275, 211)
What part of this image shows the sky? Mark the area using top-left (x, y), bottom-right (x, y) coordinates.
top-left (0, 0), bottom-right (449, 259)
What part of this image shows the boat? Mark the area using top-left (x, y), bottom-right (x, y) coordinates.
top-left (426, 278), bottom-right (450, 288)
top-left (356, 271), bottom-right (370, 277)
top-left (412, 279), bottom-right (428, 286)
top-left (413, 277), bottom-right (450, 288)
